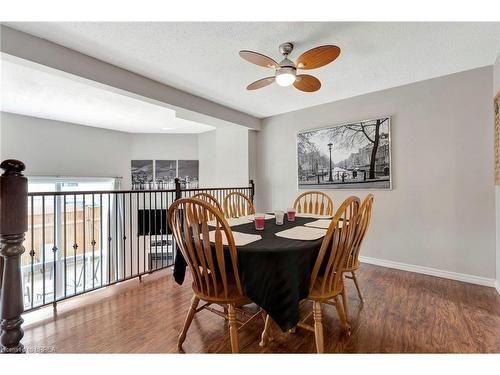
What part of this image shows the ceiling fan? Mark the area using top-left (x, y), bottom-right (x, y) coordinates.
top-left (239, 42), bottom-right (341, 92)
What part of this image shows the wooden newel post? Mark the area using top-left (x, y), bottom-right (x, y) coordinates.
top-left (0, 159), bottom-right (27, 354)
top-left (174, 178), bottom-right (181, 200)
top-left (249, 179), bottom-right (255, 203)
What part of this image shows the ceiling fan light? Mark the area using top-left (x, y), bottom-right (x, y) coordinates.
top-left (275, 67), bottom-right (296, 87)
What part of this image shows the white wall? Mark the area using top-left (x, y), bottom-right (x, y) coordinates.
top-left (198, 130), bottom-right (217, 186)
top-left (0, 112), bottom-right (200, 189)
top-left (197, 127), bottom-right (250, 187)
top-left (131, 133), bottom-right (198, 160)
top-left (215, 127), bottom-right (249, 187)
top-left (0, 112), bottom-right (251, 190)
top-left (0, 111), bottom-right (132, 186)
top-left (256, 66), bottom-right (495, 281)
top-left (248, 130), bottom-right (258, 182)
top-left (494, 53), bottom-right (500, 95)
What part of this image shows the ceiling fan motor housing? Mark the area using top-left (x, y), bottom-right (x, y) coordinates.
top-left (279, 42), bottom-right (294, 56)
top-left (278, 43), bottom-right (297, 74)
top-left (279, 57), bottom-right (295, 69)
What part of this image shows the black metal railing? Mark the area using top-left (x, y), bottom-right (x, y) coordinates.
top-left (19, 178), bottom-right (254, 313)
top-left (22, 188), bottom-right (175, 311)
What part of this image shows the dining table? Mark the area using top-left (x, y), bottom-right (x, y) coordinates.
top-left (173, 214), bottom-right (330, 332)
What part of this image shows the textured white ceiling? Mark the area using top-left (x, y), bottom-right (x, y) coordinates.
top-left (5, 22), bottom-right (500, 118)
top-left (0, 58), bottom-right (215, 133)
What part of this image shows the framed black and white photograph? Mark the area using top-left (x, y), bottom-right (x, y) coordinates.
top-left (155, 160), bottom-right (176, 189)
top-left (178, 160), bottom-right (199, 188)
top-left (297, 117), bottom-right (391, 190)
top-left (131, 160), bottom-right (154, 190)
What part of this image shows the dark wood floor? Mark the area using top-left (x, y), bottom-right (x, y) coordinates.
top-left (22, 264), bottom-right (500, 353)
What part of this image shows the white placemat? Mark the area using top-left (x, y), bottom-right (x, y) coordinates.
top-left (240, 214), bottom-right (275, 221)
top-left (295, 213), bottom-right (333, 219)
top-left (275, 226), bottom-right (327, 241)
top-left (304, 219), bottom-right (334, 229)
top-left (207, 217), bottom-right (252, 227)
top-left (208, 230), bottom-right (262, 246)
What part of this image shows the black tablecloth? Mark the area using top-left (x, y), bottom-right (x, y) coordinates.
top-left (173, 216), bottom-right (324, 331)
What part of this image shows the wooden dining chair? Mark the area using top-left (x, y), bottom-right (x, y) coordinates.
top-left (260, 196), bottom-right (360, 353)
top-left (343, 193), bottom-right (374, 302)
top-left (293, 191), bottom-right (334, 216)
top-left (191, 192), bottom-right (223, 219)
top-left (223, 192), bottom-right (255, 218)
top-left (167, 198), bottom-right (261, 353)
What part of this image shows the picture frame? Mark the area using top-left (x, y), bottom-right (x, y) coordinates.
top-left (296, 116), bottom-right (392, 190)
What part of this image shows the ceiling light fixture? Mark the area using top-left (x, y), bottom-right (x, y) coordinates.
top-left (275, 67), bottom-right (296, 87)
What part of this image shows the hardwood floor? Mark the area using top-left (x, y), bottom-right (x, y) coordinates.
top-left (22, 264), bottom-right (500, 353)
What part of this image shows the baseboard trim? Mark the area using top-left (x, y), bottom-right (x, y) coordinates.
top-left (359, 256), bottom-right (497, 289)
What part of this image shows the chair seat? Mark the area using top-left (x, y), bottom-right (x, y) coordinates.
top-left (308, 275), bottom-right (344, 300)
top-left (192, 279), bottom-right (251, 305)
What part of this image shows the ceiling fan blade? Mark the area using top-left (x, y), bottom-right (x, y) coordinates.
top-left (239, 50), bottom-right (279, 69)
top-left (295, 45), bottom-right (341, 70)
top-left (246, 76), bottom-right (275, 90)
top-left (293, 75), bottom-right (321, 92)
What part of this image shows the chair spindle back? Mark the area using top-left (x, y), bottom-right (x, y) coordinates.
top-left (191, 192), bottom-right (223, 220)
top-left (223, 192), bottom-right (255, 218)
top-left (293, 191), bottom-right (334, 216)
top-left (345, 194), bottom-right (374, 270)
top-left (310, 196), bottom-right (360, 296)
top-left (168, 198), bottom-right (244, 299)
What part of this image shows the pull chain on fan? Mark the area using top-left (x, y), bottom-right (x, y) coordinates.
top-left (239, 42), bottom-right (340, 92)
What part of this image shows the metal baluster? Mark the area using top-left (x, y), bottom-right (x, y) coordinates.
top-left (100, 193), bottom-right (103, 287)
top-left (52, 195), bottom-right (57, 306)
top-left (73, 195), bottom-right (77, 295)
top-left (149, 191), bottom-right (152, 272)
top-left (30, 196), bottom-right (34, 309)
top-left (63, 195), bottom-right (67, 299)
top-left (172, 191), bottom-right (177, 265)
top-left (42, 196), bottom-right (45, 305)
top-left (154, 191), bottom-right (158, 271)
top-left (167, 192), bottom-right (171, 266)
top-left (91, 194), bottom-right (95, 289)
top-left (143, 192), bottom-right (146, 274)
top-left (136, 192), bottom-right (139, 278)
top-left (160, 191), bottom-right (164, 269)
top-left (108, 194), bottom-right (111, 284)
top-left (129, 193), bottom-right (132, 277)
top-left (122, 193), bottom-right (126, 280)
top-left (115, 193), bottom-right (118, 282)
top-left (82, 194), bottom-right (86, 292)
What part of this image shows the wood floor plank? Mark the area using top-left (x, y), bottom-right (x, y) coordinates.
top-left (21, 264), bottom-right (500, 353)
